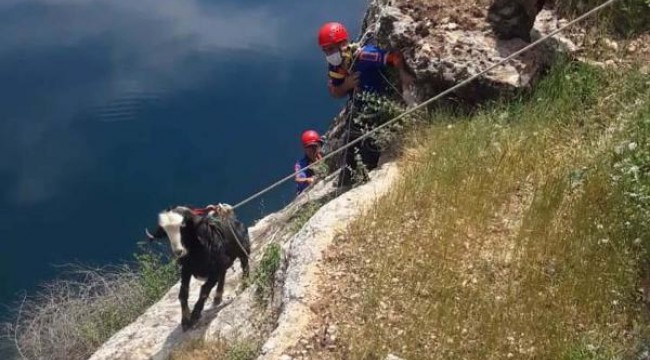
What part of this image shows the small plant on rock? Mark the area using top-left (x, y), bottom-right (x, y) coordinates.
top-left (253, 243), bottom-right (282, 305)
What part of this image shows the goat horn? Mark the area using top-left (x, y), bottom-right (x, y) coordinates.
top-left (145, 228), bottom-right (155, 240)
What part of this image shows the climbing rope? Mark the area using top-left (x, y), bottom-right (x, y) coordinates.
top-left (231, 0), bottom-right (619, 211)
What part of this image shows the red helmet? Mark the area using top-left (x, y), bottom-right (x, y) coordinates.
top-left (301, 130), bottom-right (322, 147)
top-left (318, 22), bottom-right (349, 47)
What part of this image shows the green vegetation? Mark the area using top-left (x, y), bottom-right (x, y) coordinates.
top-left (288, 199), bottom-right (325, 233)
top-left (253, 243), bottom-right (283, 305)
top-left (313, 60), bottom-right (650, 359)
top-left (552, 0), bottom-right (650, 36)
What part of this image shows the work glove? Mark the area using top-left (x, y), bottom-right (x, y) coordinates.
top-left (343, 72), bottom-right (360, 92)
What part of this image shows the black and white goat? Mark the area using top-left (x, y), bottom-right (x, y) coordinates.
top-left (145, 204), bottom-right (250, 331)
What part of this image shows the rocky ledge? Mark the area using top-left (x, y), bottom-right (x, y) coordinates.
top-left (363, 0), bottom-right (578, 103)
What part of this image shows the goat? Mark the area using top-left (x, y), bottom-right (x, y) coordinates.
top-left (145, 205), bottom-right (250, 330)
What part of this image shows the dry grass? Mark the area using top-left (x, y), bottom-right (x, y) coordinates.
top-left (289, 61), bottom-right (650, 359)
top-left (169, 338), bottom-right (259, 360)
top-left (550, 0), bottom-right (650, 36)
top-left (0, 245), bottom-right (178, 360)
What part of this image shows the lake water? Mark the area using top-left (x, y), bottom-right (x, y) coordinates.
top-left (0, 0), bottom-right (365, 337)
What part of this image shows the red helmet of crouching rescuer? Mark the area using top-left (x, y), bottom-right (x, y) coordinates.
top-left (301, 130), bottom-right (322, 147)
top-left (318, 22), bottom-right (349, 47)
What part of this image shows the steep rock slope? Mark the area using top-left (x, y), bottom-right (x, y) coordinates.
top-left (90, 1), bottom-right (582, 358)
top-left (89, 164), bottom-right (399, 360)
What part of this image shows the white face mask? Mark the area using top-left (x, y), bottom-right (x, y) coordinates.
top-left (326, 51), bottom-right (342, 66)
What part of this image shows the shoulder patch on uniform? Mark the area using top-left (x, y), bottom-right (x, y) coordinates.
top-left (359, 51), bottom-right (380, 62)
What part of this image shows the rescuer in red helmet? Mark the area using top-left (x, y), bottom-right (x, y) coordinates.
top-left (317, 21), bottom-right (414, 99)
top-left (317, 21), bottom-right (415, 188)
top-left (294, 130), bottom-right (325, 195)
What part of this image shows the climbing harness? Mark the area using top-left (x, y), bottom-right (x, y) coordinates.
top-left (230, 0), bottom-right (619, 211)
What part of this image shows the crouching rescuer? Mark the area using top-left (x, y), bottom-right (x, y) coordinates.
top-left (295, 129), bottom-right (327, 195)
top-left (317, 21), bottom-right (415, 187)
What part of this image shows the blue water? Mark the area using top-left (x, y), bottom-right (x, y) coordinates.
top-left (0, 0), bottom-right (365, 328)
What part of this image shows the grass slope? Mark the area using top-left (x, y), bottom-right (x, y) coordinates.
top-left (297, 60), bottom-right (650, 359)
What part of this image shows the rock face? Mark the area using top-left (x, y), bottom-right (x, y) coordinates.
top-left (386, 355), bottom-right (406, 360)
top-left (257, 163), bottom-right (399, 360)
top-left (361, 0), bottom-right (576, 105)
top-left (488, 0), bottom-right (546, 41)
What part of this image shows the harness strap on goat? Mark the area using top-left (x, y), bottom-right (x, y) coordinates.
top-left (205, 214), bottom-right (225, 228)
top-left (227, 221), bottom-right (251, 260)
top-left (196, 208), bottom-right (251, 260)
top-left (189, 207), bottom-right (213, 216)
top-left (190, 204), bottom-right (250, 259)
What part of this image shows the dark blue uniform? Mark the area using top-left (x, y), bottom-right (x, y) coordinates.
top-left (326, 44), bottom-right (400, 187)
top-left (294, 156), bottom-right (314, 195)
top-left (327, 44), bottom-right (394, 97)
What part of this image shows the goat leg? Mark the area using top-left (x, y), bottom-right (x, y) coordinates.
top-left (179, 269), bottom-right (192, 331)
top-left (240, 255), bottom-right (250, 279)
top-left (190, 277), bottom-right (218, 325)
top-left (213, 271), bottom-right (226, 305)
